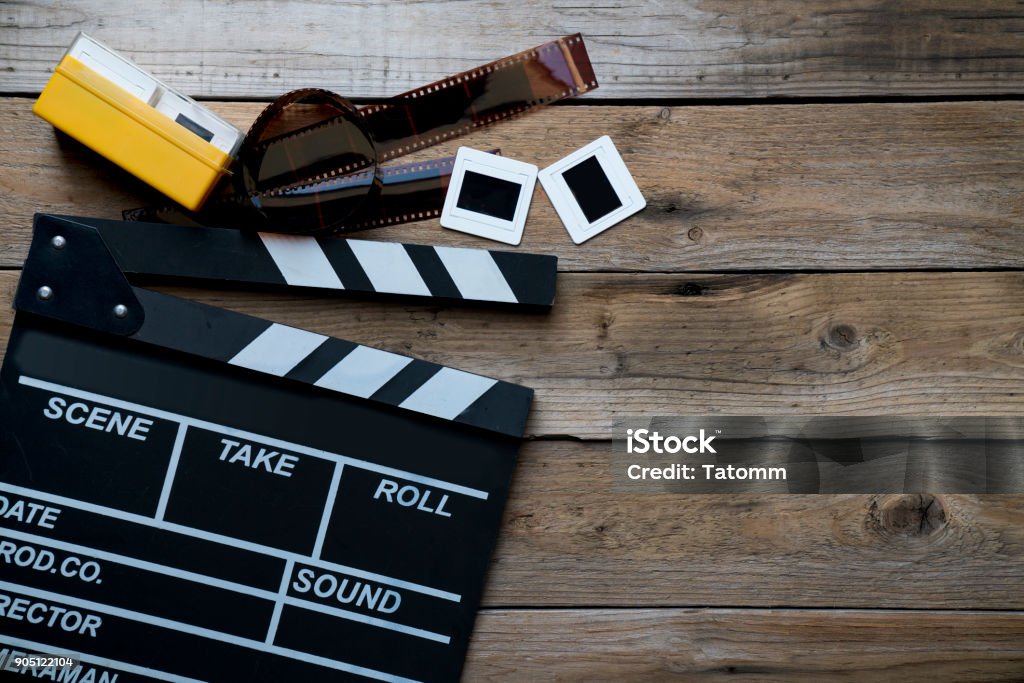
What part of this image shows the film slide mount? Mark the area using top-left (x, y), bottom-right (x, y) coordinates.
top-left (0, 214), bottom-right (546, 682)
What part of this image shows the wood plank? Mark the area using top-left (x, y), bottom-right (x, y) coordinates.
top-left (466, 609), bottom-right (1024, 681)
top-left (0, 272), bottom-right (1021, 609)
top-left (1, 271), bottom-right (1022, 439)
top-left (0, 98), bottom-right (1021, 271)
top-left (3, 1), bottom-right (1023, 99)
top-left (482, 441), bottom-right (1024, 608)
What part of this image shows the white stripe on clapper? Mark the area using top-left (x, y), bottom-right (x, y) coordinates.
top-left (347, 240), bottom-right (431, 297)
top-left (229, 323), bottom-right (328, 377)
top-left (398, 368), bottom-right (498, 420)
top-left (314, 346), bottom-right (413, 398)
top-left (259, 233), bottom-right (344, 289)
top-left (433, 246), bottom-right (518, 303)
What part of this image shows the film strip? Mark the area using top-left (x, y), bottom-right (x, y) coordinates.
top-left (137, 34), bottom-right (597, 235)
top-left (0, 213), bottom-right (535, 682)
top-left (125, 153), bottom-right (462, 233)
top-left (255, 34), bottom-right (598, 163)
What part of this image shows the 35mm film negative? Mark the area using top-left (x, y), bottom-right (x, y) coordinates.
top-left (128, 152), bottom-right (461, 232)
top-left (136, 34), bottom-right (597, 235)
top-left (0, 213), bottom-right (535, 682)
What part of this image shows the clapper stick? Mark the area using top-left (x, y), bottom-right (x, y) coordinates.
top-left (0, 213), bottom-right (537, 682)
top-left (14, 214), bottom-right (535, 437)
top-left (55, 214), bottom-right (558, 309)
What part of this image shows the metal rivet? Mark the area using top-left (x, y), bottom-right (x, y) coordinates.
top-left (51, 235), bottom-right (66, 249)
top-left (37, 286), bottom-right (54, 301)
top-left (113, 304), bottom-right (129, 319)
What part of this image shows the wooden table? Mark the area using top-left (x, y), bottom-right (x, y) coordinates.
top-left (2, 2), bottom-right (1023, 680)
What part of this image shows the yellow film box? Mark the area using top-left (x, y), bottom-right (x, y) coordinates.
top-left (34, 33), bottom-right (243, 211)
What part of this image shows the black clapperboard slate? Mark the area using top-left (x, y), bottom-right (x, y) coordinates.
top-left (0, 215), bottom-right (555, 683)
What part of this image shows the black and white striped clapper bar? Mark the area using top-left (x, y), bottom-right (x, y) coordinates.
top-left (0, 214), bottom-right (545, 683)
top-left (85, 214), bottom-right (557, 309)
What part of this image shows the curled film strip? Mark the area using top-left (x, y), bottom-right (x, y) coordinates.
top-left (132, 34), bottom-right (598, 235)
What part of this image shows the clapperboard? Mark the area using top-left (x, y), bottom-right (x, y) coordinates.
top-left (0, 214), bottom-right (556, 682)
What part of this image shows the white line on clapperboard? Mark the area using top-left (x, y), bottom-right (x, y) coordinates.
top-left (0, 580), bottom-right (423, 683)
top-left (17, 375), bottom-right (471, 601)
top-left (266, 559), bottom-right (294, 645)
top-left (313, 463), bottom-right (345, 560)
top-left (155, 423), bottom-right (188, 521)
top-left (0, 632), bottom-right (206, 683)
top-left (0, 526), bottom-right (450, 644)
top-left (1, 376), bottom-right (471, 677)
top-left (20, 376), bottom-right (488, 500)
top-left (0, 479), bottom-right (455, 601)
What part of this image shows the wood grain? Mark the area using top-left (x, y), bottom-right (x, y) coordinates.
top-left (1, 275), bottom-right (1022, 608)
top-left (2, 1), bottom-right (1023, 99)
top-left (0, 98), bottom-right (1021, 271)
top-left (4, 4), bottom-right (1024, 676)
top-left (483, 441), bottom-right (1024, 608)
top-left (1, 270), bottom-right (1022, 439)
top-left (466, 608), bottom-right (1024, 681)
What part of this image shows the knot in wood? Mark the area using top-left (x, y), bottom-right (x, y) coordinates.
top-left (1013, 331), bottom-right (1024, 354)
top-left (825, 323), bottom-right (858, 351)
top-left (873, 494), bottom-right (947, 537)
top-left (673, 282), bottom-right (705, 297)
